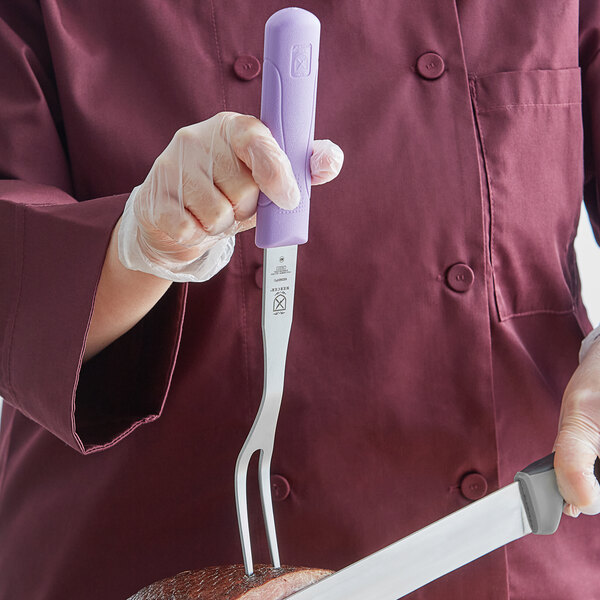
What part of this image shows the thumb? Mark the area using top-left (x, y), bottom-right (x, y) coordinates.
top-left (553, 360), bottom-right (600, 516)
top-left (310, 139), bottom-right (344, 185)
top-left (226, 113), bottom-right (300, 210)
top-left (554, 428), bottom-right (600, 517)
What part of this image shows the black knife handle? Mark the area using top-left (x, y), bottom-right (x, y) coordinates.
top-left (514, 453), bottom-right (600, 536)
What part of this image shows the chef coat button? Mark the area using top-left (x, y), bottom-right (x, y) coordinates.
top-left (445, 263), bottom-right (475, 293)
top-left (460, 472), bottom-right (488, 501)
top-left (254, 265), bottom-right (263, 288)
top-left (271, 474), bottom-right (291, 501)
top-left (416, 52), bottom-right (446, 80)
top-left (233, 55), bottom-right (261, 81)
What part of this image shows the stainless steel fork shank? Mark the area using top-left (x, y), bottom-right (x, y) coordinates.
top-left (235, 244), bottom-right (298, 575)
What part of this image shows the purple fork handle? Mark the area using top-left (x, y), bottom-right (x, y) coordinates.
top-left (255, 7), bottom-right (320, 249)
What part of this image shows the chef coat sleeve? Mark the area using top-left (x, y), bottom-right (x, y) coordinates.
top-left (0, 5), bottom-right (187, 454)
top-left (581, 0), bottom-right (600, 240)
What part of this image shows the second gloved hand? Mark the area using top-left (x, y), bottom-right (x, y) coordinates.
top-left (118, 111), bottom-right (343, 282)
top-left (554, 335), bottom-right (600, 517)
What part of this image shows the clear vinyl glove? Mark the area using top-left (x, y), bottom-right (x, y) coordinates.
top-left (118, 111), bottom-right (344, 282)
top-left (553, 326), bottom-right (600, 517)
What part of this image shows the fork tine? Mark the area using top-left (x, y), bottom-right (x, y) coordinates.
top-left (235, 447), bottom-right (255, 575)
top-left (259, 448), bottom-right (281, 568)
top-left (235, 442), bottom-right (282, 574)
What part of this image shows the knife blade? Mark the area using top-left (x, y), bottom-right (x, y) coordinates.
top-left (287, 454), bottom-right (579, 599)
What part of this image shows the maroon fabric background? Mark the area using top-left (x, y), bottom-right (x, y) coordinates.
top-left (1, 1), bottom-right (600, 598)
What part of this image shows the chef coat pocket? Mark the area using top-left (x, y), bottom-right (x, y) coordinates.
top-left (471, 68), bottom-right (583, 320)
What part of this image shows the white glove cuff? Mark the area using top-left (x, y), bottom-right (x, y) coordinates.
top-left (118, 186), bottom-right (235, 283)
top-left (579, 324), bottom-right (600, 363)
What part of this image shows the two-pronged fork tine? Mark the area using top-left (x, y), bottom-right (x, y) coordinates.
top-left (234, 409), bottom-right (281, 574)
top-left (235, 445), bottom-right (280, 575)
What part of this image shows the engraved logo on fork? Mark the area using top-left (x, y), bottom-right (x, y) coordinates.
top-left (291, 43), bottom-right (311, 77)
top-left (273, 292), bottom-right (287, 314)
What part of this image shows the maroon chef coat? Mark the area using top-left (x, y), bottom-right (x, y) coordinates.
top-left (1, 1), bottom-right (600, 598)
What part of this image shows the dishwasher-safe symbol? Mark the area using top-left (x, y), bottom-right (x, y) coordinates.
top-left (291, 44), bottom-right (311, 78)
top-left (273, 292), bottom-right (287, 314)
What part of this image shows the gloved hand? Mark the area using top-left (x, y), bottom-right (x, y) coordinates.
top-left (553, 335), bottom-right (600, 517)
top-left (118, 111), bottom-right (344, 282)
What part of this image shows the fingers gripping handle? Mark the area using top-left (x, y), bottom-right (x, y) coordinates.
top-left (255, 8), bottom-right (321, 249)
top-left (514, 453), bottom-right (600, 535)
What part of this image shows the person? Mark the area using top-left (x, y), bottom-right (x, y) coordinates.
top-left (1, 1), bottom-right (599, 598)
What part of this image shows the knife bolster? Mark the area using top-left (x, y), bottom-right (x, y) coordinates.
top-left (514, 453), bottom-right (564, 535)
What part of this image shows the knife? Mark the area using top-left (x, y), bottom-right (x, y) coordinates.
top-left (286, 453), bottom-right (598, 599)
